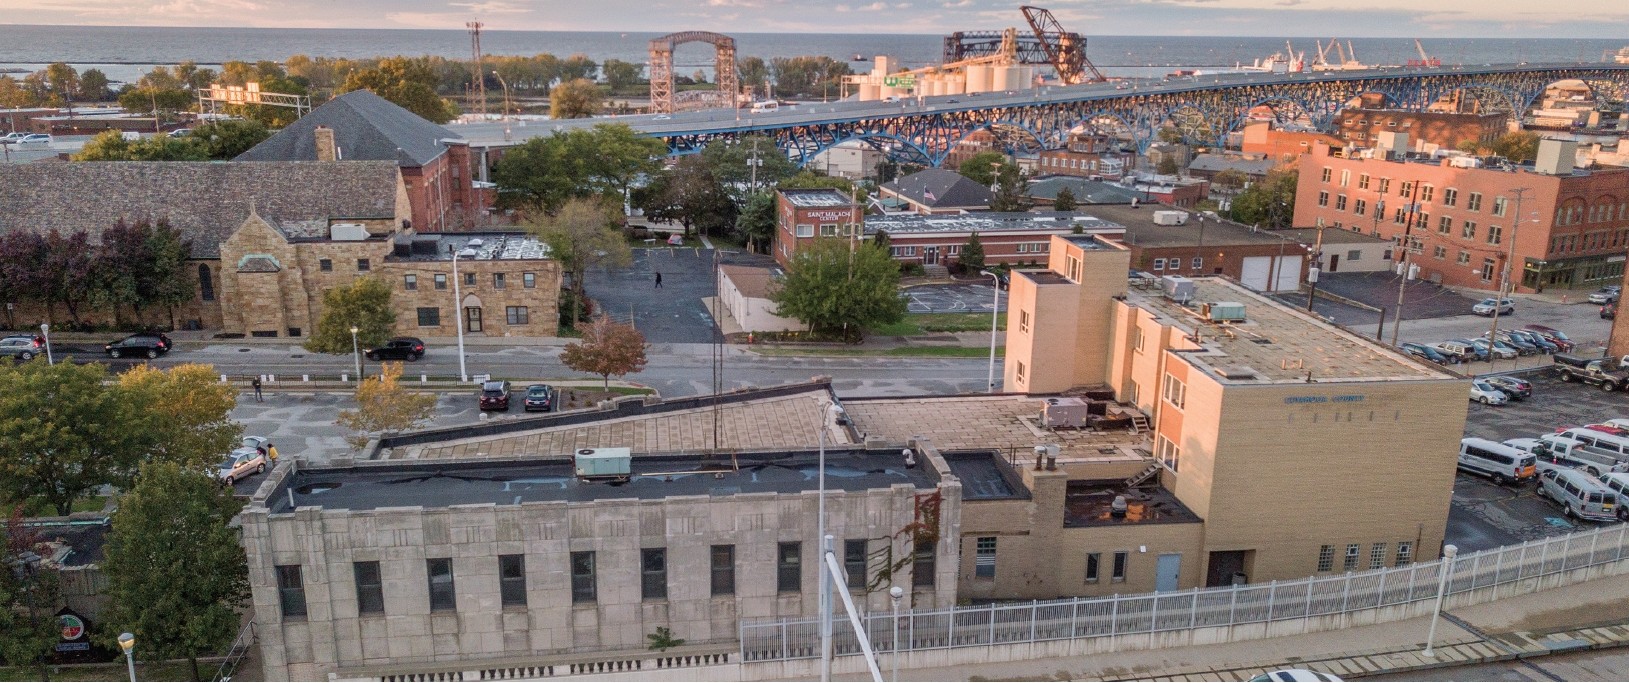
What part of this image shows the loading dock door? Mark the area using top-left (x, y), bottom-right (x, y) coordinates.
top-left (1273, 255), bottom-right (1303, 292)
top-left (1241, 256), bottom-right (1271, 291)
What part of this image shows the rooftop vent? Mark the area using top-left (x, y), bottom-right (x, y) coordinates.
top-left (1218, 366), bottom-right (1260, 380)
top-left (466, 238), bottom-right (484, 248)
top-left (1161, 275), bottom-right (1195, 303)
top-left (1201, 301), bottom-right (1246, 322)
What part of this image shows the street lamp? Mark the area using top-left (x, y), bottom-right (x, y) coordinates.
top-left (118, 632), bottom-right (137, 682)
top-left (815, 401), bottom-right (843, 681)
top-left (981, 270), bottom-right (1001, 392)
top-left (349, 326), bottom-right (361, 384)
top-left (1423, 543), bottom-right (1458, 658)
top-left (889, 585), bottom-right (905, 682)
top-left (451, 246), bottom-right (473, 383)
top-left (39, 322), bottom-right (52, 365)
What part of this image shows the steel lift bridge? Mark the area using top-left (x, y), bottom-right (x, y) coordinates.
top-left (646, 64), bottom-right (1629, 167)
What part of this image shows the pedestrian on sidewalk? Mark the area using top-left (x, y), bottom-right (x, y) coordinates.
top-left (251, 376), bottom-right (263, 401)
top-left (267, 442), bottom-right (279, 463)
top-left (655, 271), bottom-right (663, 288)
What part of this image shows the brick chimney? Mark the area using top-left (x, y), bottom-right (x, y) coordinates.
top-left (313, 125), bottom-right (337, 162)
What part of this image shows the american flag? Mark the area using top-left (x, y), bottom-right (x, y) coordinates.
top-left (923, 190), bottom-right (937, 201)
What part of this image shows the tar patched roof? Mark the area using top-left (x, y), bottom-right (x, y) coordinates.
top-left (1025, 176), bottom-right (1144, 203)
top-left (720, 264), bottom-right (780, 299)
top-left (1087, 204), bottom-right (1290, 249)
top-left (0, 161), bottom-right (402, 258)
top-left (1188, 153), bottom-right (1277, 177)
top-left (235, 90), bottom-right (459, 167)
top-left (882, 168), bottom-right (993, 208)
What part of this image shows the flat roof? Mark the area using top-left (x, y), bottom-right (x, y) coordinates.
top-left (267, 449), bottom-right (933, 513)
top-left (780, 188), bottom-right (852, 207)
top-left (1088, 204), bottom-right (1294, 249)
top-left (1064, 480), bottom-right (1201, 527)
top-left (1274, 227), bottom-right (1392, 244)
top-left (944, 451), bottom-right (1028, 500)
top-left (843, 395), bottom-right (1150, 463)
top-left (389, 232), bottom-right (550, 262)
top-left (1127, 277), bottom-right (1451, 384)
top-left (865, 212), bottom-right (1124, 236)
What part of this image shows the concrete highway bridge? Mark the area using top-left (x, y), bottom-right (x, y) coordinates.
top-left (449, 63), bottom-right (1629, 168)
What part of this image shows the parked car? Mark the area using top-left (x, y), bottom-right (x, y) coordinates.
top-left (1483, 375), bottom-right (1531, 400)
top-left (1467, 338), bottom-right (1518, 360)
top-left (104, 333), bottom-right (171, 359)
top-left (479, 380), bottom-right (512, 411)
top-left (1598, 473), bottom-right (1629, 520)
top-left (1523, 325), bottom-right (1575, 352)
top-left (0, 334), bottom-right (44, 360)
top-left (1507, 329), bottom-right (1559, 354)
top-left (1398, 342), bottom-right (1450, 364)
top-left (1605, 303), bottom-right (1618, 320)
top-left (216, 447), bottom-right (265, 485)
top-left (522, 384), bottom-right (556, 412)
top-left (1488, 331), bottom-right (1539, 355)
top-left (1588, 286), bottom-right (1621, 304)
top-left (1439, 340), bottom-right (1487, 362)
top-left (0, 131), bottom-right (27, 144)
top-left (167, 128), bottom-right (192, 138)
top-left (1537, 468), bottom-right (1618, 522)
top-left (1553, 353), bottom-right (1629, 391)
top-left (1472, 297), bottom-right (1514, 316)
top-left (17, 133), bottom-right (51, 144)
top-left (1470, 380), bottom-right (1509, 405)
top-left (364, 337), bottom-right (426, 361)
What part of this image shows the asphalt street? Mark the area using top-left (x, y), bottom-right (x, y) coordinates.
top-left (1364, 645), bottom-right (1629, 681)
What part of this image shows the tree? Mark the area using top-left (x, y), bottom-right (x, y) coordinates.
top-left (577, 124), bottom-right (667, 205)
top-left (875, 157), bottom-right (900, 184)
top-left (42, 230), bottom-right (96, 323)
top-left (304, 277), bottom-right (395, 354)
top-left (1157, 127), bottom-right (1185, 144)
top-left (637, 156), bottom-right (738, 238)
top-left (74, 130), bottom-right (209, 161)
top-left (116, 86), bottom-right (193, 118)
top-left (189, 118), bottom-right (271, 159)
top-left (989, 162), bottom-right (1028, 212)
top-left (601, 59), bottom-right (643, 90)
top-left (44, 63), bottom-right (79, 103)
top-left (492, 133), bottom-right (585, 214)
top-left (1491, 131), bottom-right (1542, 164)
top-left (116, 364), bottom-right (241, 474)
top-left (550, 78), bottom-right (601, 119)
top-left (0, 361), bottom-right (135, 516)
top-left (737, 56), bottom-right (771, 96)
top-left (337, 362), bottom-right (437, 448)
top-left (871, 229), bottom-right (891, 254)
top-left (1212, 168), bottom-right (1249, 195)
top-left (528, 197), bottom-right (630, 309)
top-left (957, 151), bottom-right (1006, 187)
top-left (0, 509), bottom-right (62, 681)
top-left (771, 238), bottom-right (907, 336)
top-left (958, 232), bottom-right (986, 272)
top-left (1156, 156), bottom-right (1181, 176)
top-left (559, 54), bottom-right (599, 81)
top-left (340, 57), bottom-right (459, 124)
top-left (779, 169), bottom-right (858, 195)
top-left (1227, 168), bottom-right (1299, 229)
top-left (768, 56), bottom-right (853, 97)
top-left (560, 316), bottom-right (648, 390)
top-left (735, 191), bottom-right (778, 254)
top-left (79, 68), bottom-right (111, 101)
top-left (100, 462), bottom-right (248, 682)
top-left (1053, 186), bottom-right (1079, 211)
top-left (699, 135), bottom-right (799, 202)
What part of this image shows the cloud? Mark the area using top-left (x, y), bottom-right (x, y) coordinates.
top-left (942, 0), bottom-right (973, 6)
top-left (448, 0), bottom-right (532, 13)
top-left (1275, 0), bottom-right (1304, 6)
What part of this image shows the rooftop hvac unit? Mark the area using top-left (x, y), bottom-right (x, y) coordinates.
top-left (1161, 275), bottom-right (1196, 303)
top-left (1202, 301), bottom-right (1246, 322)
top-left (329, 223), bottom-right (369, 241)
top-left (1152, 210), bottom-right (1187, 226)
top-left (1042, 397), bottom-right (1093, 429)
top-left (573, 447), bottom-right (631, 482)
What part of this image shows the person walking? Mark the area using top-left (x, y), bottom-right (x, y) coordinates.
top-left (655, 271), bottom-right (663, 289)
top-left (251, 376), bottom-right (263, 402)
top-left (267, 442), bottom-right (279, 463)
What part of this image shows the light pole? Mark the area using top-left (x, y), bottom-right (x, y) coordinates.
top-left (118, 632), bottom-right (137, 682)
top-left (981, 270), bottom-right (1001, 392)
top-left (889, 585), bottom-right (904, 682)
top-left (491, 70), bottom-right (513, 142)
top-left (39, 322), bottom-right (52, 365)
top-left (1486, 191), bottom-right (1531, 368)
top-left (816, 401), bottom-right (842, 682)
top-left (349, 326), bottom-right (361, 383)
top-left (1423, 543), bottom-right (1458, 658)
top-left (451, 247), bottom-right (471, 383)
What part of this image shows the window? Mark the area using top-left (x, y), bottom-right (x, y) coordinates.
top-left (427, 558), bottom-right (456, 612)
top-left (1457, 251), bottom-right (1471, 266)
top-left (1162, 374), bottom-right (1186, 409)
top-left (1358, 174), bottom-right (1370, 190)
top-left (1112, 551), bottom-right (1127, 582)
top-left (357, 258), bottom-right (370, 272)
top-left (1492, 196), bottom-right (1508, 217)
top-left (1462, 221), bottom-right (1477, 239)
top-left (1156, 434), bottom-right (1180, 472)
top-left (1317, 545), bottom-right (1334, 572)
top-left (1437, 216), bottom-right (1452, 234)
top-left (1433, 245), bottom-right (1447, 259)
top-left (523, 272), bottom-right (536, 289)
top-left (1395, 541), bottom-right (1414, 566)
top-left (1335, 195), bottom-right (1347, 210)
top-left (570, 551), bottom-right (596, 603)
top-left (1354, 199), bottom-right (1367, 216)
top-left (1487, 224), bottom-right (1502, 245)
top-left (1400, 181), bottom-right (1414, 198)
top-left (820, 223), bottom-right (838, 237)
top-left (403, 274), bottom-right (417, 290)
top-left (1443, 188), bottom-right (1458, 207)
top-left (1419, 185), bottom-right (1434, 202)
top-left (975, 537), bottom-right (997, 578)
top-left (1467, 192), bottom-right (1483, 212)
top-left (506, 306), bottom-right (529, 325)
top-left (1339, 170), bottom-right (1350, 187)
top-left (492, 272), bottom-right (506, 289)
top-left (1015, 361), bottom-right (1026, 384)
top-left (1018, 310), bottom-right (1031, 334)
top-left (777, 542), bottom-right (802, 593)
top-left (434, 273), bottom-right (447, 290)
top-left (1133, 327), bottom-right (1144, 352)
top-left (354, 561), bottom-right (384, 615)
top-left (641, 548), bottom-right (667, 600)
top-left (319, 258), bottom-right (333, 272)
top-left (1481, 257), bottom-right (1496, 281)
top-left (1152, 257), bottom-right (1166, 271)
top-left (1393, 207), bottom-right (1407, 224)
top-left (891, 246), bottom-right (917, 257)
top-left (1067, 255), bottom-right (1082, 281)
top-left (1318, 191), bottom-right (1329, 207)
top-left (796, 224), bottom-right (814, 238)
top-left (1346, 250), bottom-right (1361, 262)
top-left (417, 307), bottom-right (440, 327)
top-left (464, 272), bottom-right (476, 286)
top-left (711, 545), bottom-right (735, 596)
top-left (913, 547), bottom-right (935, 589)
top-left (1414, 212), bottom-right (1429, 229)
top-left (1343, 544), bottom-right (1360, 571)
top-left (1085, 553), bottom-right (1101, 583)
top-left (1377, 178), bottom-right (1391, 194)
top-left (1369, 543), bottom-right (1387, 570)
top-left (499, 554), bottom-right (527, 607)
top-left (1320, 167), bottom-right (1332, 182)
top-left (198, 264), bottom-right (215, 301)
top-left (276, 565), bottom-right (308, 619)
top-left (845, 539), bottom-right (868, 588)
top-left (1192, 257), bottom-right (1203, 270)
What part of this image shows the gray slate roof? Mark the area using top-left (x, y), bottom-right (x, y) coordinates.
top-left (881, 168), bottom-right (993, 209)
top-left (1187, 154), bottom-right (1276, 177)
top-left (235, 90), bottom-right (459, 167)
top-left (1025, 176), bottom-right (1144, 204)
top-left (0, 161), bottom-right (402, 258)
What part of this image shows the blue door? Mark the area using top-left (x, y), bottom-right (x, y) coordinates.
top-left (1156, 553), bottom-right (1181, 592)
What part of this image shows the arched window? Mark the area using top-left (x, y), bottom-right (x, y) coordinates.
top-left (199, 264), bottom-right (215, 301)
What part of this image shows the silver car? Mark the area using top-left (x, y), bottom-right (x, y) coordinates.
top-left (1471, 298), bottom-right (1514, 316)
top-left (216, 447), bottom-right (266, 485)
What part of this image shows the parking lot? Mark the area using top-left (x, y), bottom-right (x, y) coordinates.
top-left (904, 282), bottom-right (1006, 313)
top-left (1449, 371), bottom-right (1629, 552)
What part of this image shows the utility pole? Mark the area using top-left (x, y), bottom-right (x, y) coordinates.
top-left (1487, 188), bottom-right (1529, 364)
top-left (1390, 181), bottom-right (1423, 347)
top-left (747, 137), bottom-right (762, 192)
top-left (1307, 221), bottom-right (1325, 311)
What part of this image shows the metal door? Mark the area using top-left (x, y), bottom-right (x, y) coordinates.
top-left (1240, 256), bottom-right (1271, 290)
top-left (924, 246), bottom-right (939, 265)
top-left (1155, 553), bottom-right (1181, 592)
top-left (1329, 254), bottom-right (1340, 273)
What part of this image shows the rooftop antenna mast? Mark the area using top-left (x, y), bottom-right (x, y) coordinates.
top-left (467, 20), bottom-right (487, 117)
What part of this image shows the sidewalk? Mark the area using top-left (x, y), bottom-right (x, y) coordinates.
top-left (878, 571), bottom-right (1629, 682)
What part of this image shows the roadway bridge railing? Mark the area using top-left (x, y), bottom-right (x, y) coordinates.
top-left (740, 522), bottom-right (1629, 676)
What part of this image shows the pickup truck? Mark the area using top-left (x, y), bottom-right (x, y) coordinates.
top-left (1553, 353), bottom-right (1629, 391)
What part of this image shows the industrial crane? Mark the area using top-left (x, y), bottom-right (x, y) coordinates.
top-left (1409, 39), bottom-right (1441, 68)
top-left (1020, 5), bottom-right (1106, 83)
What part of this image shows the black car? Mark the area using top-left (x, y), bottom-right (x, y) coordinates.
top-left (105, 333), bottom-right (171, 359)
top-left (479, 381), bottom-right (512, 411)
top-left (1484, 376), bottom-right (1532, 400)
top-left (1398, 342), bottom-right (1449, 364)
top-left (364, 337), bottom-right (426, 361)
top-left (0, 334), bottom-right (45, 360)
top-left (1605, 303), bottom-right (1617, 320)
top-left (522, 384), bottom-right (556, 412)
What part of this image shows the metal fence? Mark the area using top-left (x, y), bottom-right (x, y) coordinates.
top-left (740, 523), bottom-right (1629, 662)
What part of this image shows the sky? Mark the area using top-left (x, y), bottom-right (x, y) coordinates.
top-left (6, 0), bottom-right (1629, 38)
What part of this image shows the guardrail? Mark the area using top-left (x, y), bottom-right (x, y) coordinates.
top-left (212, 620), bottom-right (257, 682)
top-left (741, 523), bottom-right (1629, 662)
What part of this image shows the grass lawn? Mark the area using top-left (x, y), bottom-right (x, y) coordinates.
top-left (20, 494), bottom-right (110, 517)
top-left (869, 312), bottom-right (1007, 336)
top-left (1, 661), bottom-right (194, 682)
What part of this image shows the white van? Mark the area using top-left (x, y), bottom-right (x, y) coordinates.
top-left (1537, 468), bottom-right (1618, 522)
top-left (1557, 425), bottom-right (1629, 456)
top-left (1599, 473), bottom-right (1629, 521)
top-left (749, 100), bottom-right (780, 113)
top-left (1457, 438), bottom-right (1536, 485)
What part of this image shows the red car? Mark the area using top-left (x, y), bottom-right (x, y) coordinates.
top-left (478, 381), bottom-right (512, 411)
top-left (1522, 325), bottom-right (1575, 352)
